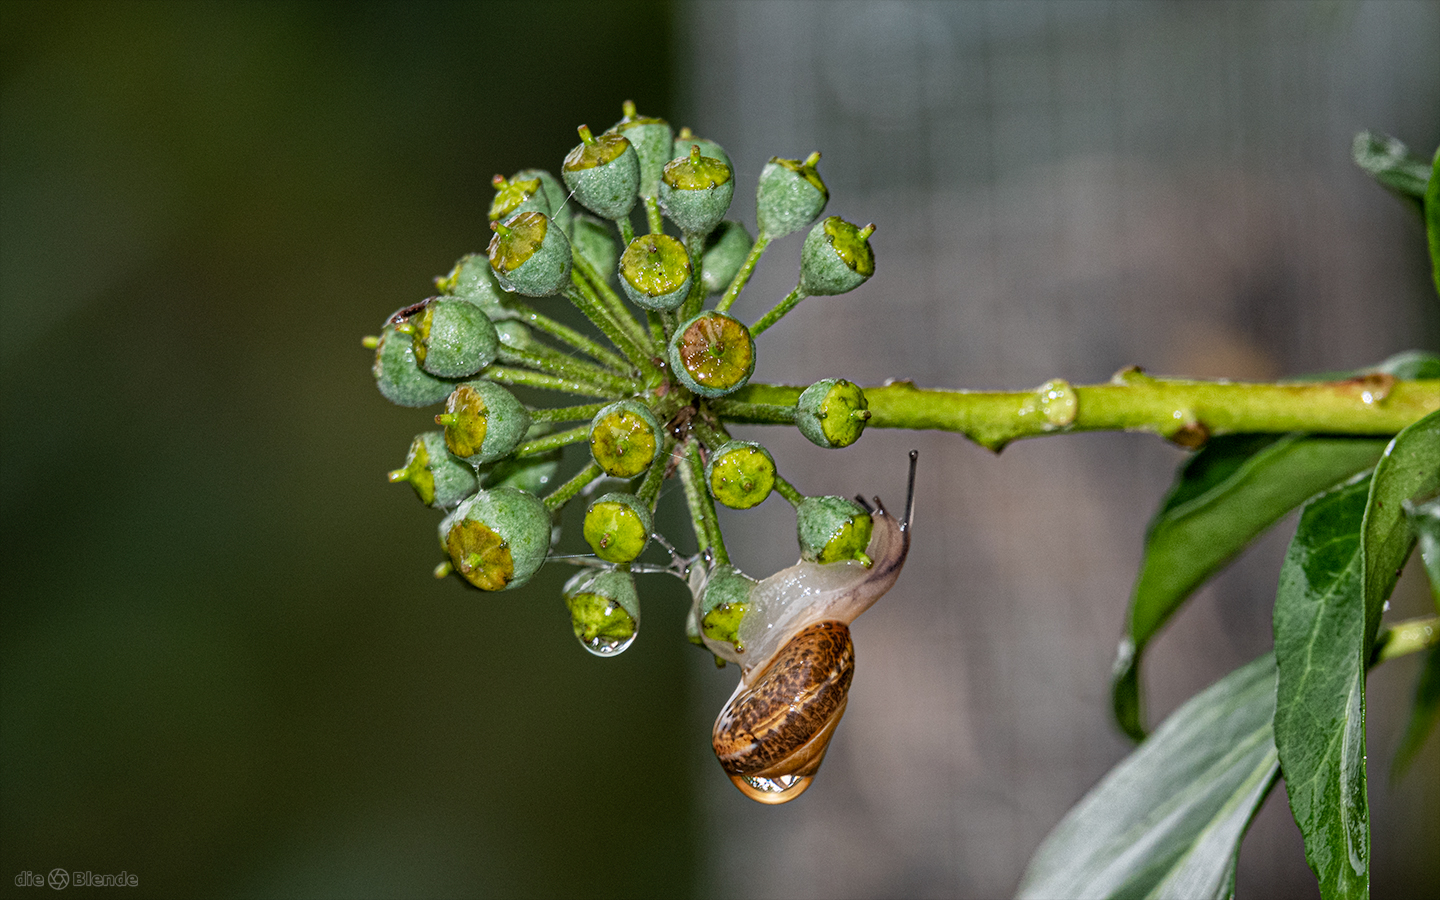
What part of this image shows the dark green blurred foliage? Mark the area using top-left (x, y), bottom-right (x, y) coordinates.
top-left (0, 2), bottom-right (694, 897)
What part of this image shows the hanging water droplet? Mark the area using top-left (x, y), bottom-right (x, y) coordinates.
top-left (578, 629), bottom-right (637, 657)
top-left (729, 773), bottom-right (814, 805)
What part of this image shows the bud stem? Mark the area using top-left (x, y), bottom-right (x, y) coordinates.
top-left (481, 365), bottom-right (630, 400)
top-left (772, 474), bottom-right (805, 508)
top-left (708, 398), bottom-right (798, 424)
top-left (563, 284), bottom-right (661, 383)
top-left (715, 232), bottom-right (771, 314)
top-left (572, 254), bottom-right (655, 356)
top-left (750, 286), bottom-right (808, 337)
top-left (616, 216), bottom-right (636, 246)
top-left (679, 438), bottom-right (729, 565)
top-left (501, 297), bottom-right (633, 374)
top-left (514, 423), bottom-right (591, 458)
top-left (496, 345), bottom-right (639, 397)
top-left (679, 234), bottom-right (708, 320)
top-left (645, 196), bottom-right (664, 235)
top-left (724, 375), bottom-right (1440, 451)
top-left (528, 401), bottom-right (611, 424)
top-left (543, 461), bottom-right (604, 513)
top-left (635, 435), bottom-right (675, 510)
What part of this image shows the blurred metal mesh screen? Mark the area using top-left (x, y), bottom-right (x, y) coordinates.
top-left (677, 1), bottom-right (1439, 897)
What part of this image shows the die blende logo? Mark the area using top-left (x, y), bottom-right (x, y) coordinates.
top-left (14, 870), bottom-right (139, 889)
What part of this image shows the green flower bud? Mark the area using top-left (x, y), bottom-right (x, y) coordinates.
top-left (756, 151), bottom-right (828, 238)
top-left (436, 254), bottom-right (520, 321)
top-left (388, 431), bottom-right (478, 509)
top-left (619, 233), bottom-right (692, 311)
top-left (699, 564), bottom-right (756, 656)
top-left (582, 491), bottom-right (653, 564)
top-left (611, 100), bottom-right (673, 200)
top-left (373, 317), bottom-right (455, 408)
top-left (564, 569), bottom-right (640, 657)
top-left (490, 169), bottom-right (572, 235)
top-left (799, 217), bottom-right (875, 296)
top-left (659, 145), bottom-right (734, 237)
top-left (483, 447), bottom-right (561, 495)
top-left (795, 379), bottom-right (870, 449)
top-left (487, 211), bottom-right (572, 297)
top-left (796, 495), bottom-right (874, 565)
top-left (406, 297), bottom-right (499, 378)
top-left (705, 440), bottom-right (776, 510)
top-left (443, 487), bottom-right (551, 591)
top-left (562, 125), bottom-right (640, 220)
top-left (673, 127), bottom-right (731, 170)
top-left (668, 311), bottom-right (755, 398)
top-left (700, 221), bottom-right (753, 295)
top-left (436, 380), bottom-right (532, 465)
top-left (570, 213), bottom-right (619, 278)
top-left (588, 399), bottom-right (662, 478)
top-left (492, 319), bottom-right (542, 353)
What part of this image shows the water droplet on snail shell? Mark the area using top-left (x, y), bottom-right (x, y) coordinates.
top-left (729, 773), bottom-right (814, 805)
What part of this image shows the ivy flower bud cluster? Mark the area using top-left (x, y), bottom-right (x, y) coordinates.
top-left (364, 101), bottom-right (880, 661)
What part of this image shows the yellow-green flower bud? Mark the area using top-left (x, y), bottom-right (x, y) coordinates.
top-left (588, 400), bottom-right (662, 477)
top-left (795, 379), bottom-right (870, 449)
top-left (408, 297), bottom-right (499, 378)
top-left (435, 253), bottom-right (520, 321)
top-left (489, 169), bottom-right (571, 235)
top-left (583, 491), bottom-right (653, 564)
top-left (756, 151), bottom-right (827, 238)
top-left (388, 431), bottom-right (478, 509)
top-left (796, 495), bottom-right (873, 565)
top-left (564, 569), bottom-right (640, 657)
top-left (799, 217), bottom-right (875, 296)
top-left (705, 440), bottom-right (776, 510)
top-left (668, 311), bottom-right (755, 398)
top-left (699, 564), bottom-right (755, 656)
top-left (659, 145), bottom-right (734, 237)
top-left (611, 100), bottom-right (673, 200)
top-left (700, 221), bottom-right (752, 295)
top-left (562, 125), bottom-right (639, 220)
top-left (673, 127), bottom-right (731, 170)
top-left (443, 487), bottom-right (551, 591)
top-left (570, 213), bottom-right (619, 278)
top-left (372, 317), bottom-right (455, 408)
top-left (436, 381), bottom-right (532, 465)
top-left (487, 211), bottom-right (572, 297)
top-left (619, 233), bottom-right (692, 311)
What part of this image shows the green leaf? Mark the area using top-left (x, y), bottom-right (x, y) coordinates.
top-left (1018, 654), bottom-right (1279, 900)
top-left (1112, 435), bottom-right (1386, 739)
top-left (1362, 410), bottom-right (1440, 646)
top-left (1391, 643), bottom-right (1440, 781)
top-left (1406, 495), bottom-right (1440, 608)
top-left (1427, 146), bottom-right (1440, 301)
top-left (1352, 131), bottom-right (1429, 210)
top-left (1273, 475), bottom-right (1372, 900)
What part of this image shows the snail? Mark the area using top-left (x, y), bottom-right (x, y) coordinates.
top-left (696, 451), bottom-right (916, 804)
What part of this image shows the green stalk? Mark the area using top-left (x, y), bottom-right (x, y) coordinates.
top-left (482, 366), bottom-right (628, 400)
top-left (715, 232), bottom-right (771, 314)
top-left (645, 196), bottom-right (664, 235)
top-left (646, 309), bottom-right (666, 346)
top-left (616, 216), bottom-right (636, 246)
top-left (708, 398), bottom-right (797, 424)
top-left (527, 401), bottom-right (610, 424)
top-left (500, 298), bottom-right (632, 374)
top-left (543, 461), bottom-right (603, 513)
top-left (635, 436), bottom-right (674, 511)
top-left (727, 373), bottom-right (1440, 451)
top-left (678, 439), bottom-right (728, 564)
top-left (749, 286), bottom-right (807, 337)
top-left (495, 346), bottom-right (639, 397)
top-left (772, 474), bottom-right (805, 507)
top-left (514, 423), bottom-right (591, 458)
top-left (572, 254), bottom-right (653, 355)
top-left (564, 285), bottom-right (661, 383)
top-left (680, 234), bottom-right (708, 320)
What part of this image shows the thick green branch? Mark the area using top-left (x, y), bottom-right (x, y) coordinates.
top-left (725, 372), bottom-right (1440, 450)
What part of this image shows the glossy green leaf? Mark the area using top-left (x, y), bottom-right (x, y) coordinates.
top-left (1352, 131), bottom-right (1429, 211)
top-left (1362, 410), bottom-right (1440, 645)
top-left (1391, 644), bottom-right (1440, 782)
top-left (1273, 475), bottom-right (1371, 900)
top-left (1018, 654), bottom-right (1279, 900)
top-left (1113, 353), bottom-right (1440, 741)
top-left (1112, 435), bottom-right (1385, 739)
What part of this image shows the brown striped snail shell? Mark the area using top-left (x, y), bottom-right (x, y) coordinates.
top-left (703, 452), bottom-right (915, 804)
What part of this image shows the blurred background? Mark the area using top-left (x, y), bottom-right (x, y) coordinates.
top-left (2, 1), bottom-right (1437, 897)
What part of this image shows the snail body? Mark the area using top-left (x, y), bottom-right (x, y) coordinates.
top-left (698, 453), bottom-right (916, 804)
